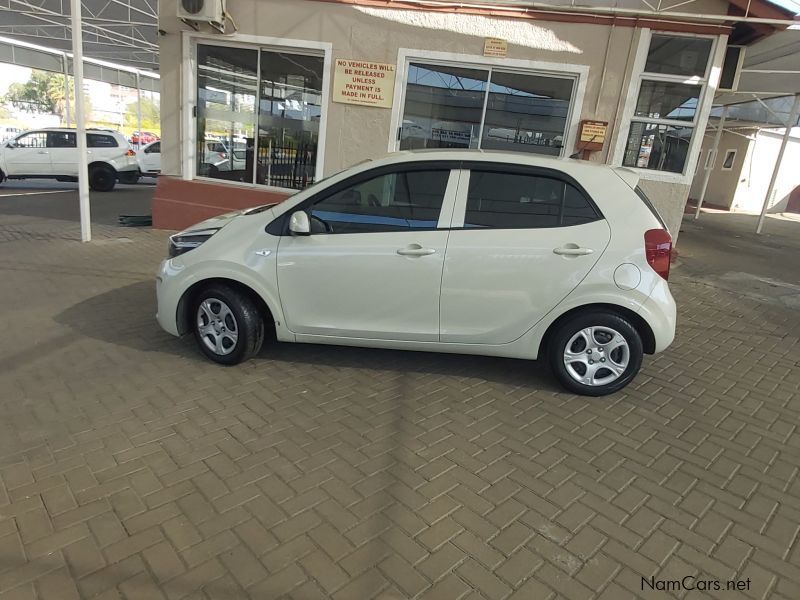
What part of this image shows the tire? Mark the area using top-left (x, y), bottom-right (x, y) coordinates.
top-left (191, 284), bottom-right (265, 365)
top-left (89, 164), bottom-right (116, 191)
top-left (548, 311), bottom-right (643, 396)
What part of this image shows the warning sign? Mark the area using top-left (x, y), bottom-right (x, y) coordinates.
top-left (483, 38), bottom-right (508, 58)
top-left (332, 59), bottom-right (396, 108)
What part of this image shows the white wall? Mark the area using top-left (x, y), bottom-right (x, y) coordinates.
top-left (732, 128), bottom-right (800, 213)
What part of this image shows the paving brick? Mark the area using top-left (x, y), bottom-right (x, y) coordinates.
top-left (2, 214), bottom-right (800, 600)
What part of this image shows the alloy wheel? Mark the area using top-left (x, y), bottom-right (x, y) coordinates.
top-left (196, 297), bottom-right (239, 356)
top-left (563, 326), bottom-right (630, 387)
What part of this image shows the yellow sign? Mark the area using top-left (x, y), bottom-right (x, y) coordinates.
top-left (332, 59), bottom-right (396, 108)
top-left (580, 121), bottom-right (608, 144)
top-left (483, 38), bottom-right (508, 58)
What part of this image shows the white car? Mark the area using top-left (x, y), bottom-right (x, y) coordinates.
top-left (156, 150), bottom-right (676, 396)
top-left (0, 128), bottom-right (139, 191)
top-left (137, 140), bottom-right (161, 176)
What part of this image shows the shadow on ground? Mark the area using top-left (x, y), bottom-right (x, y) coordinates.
top-left (54, 281), bottom-right (562, 392)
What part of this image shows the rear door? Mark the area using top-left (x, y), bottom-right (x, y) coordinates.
top-left (47, 131), bottom-right (76, 175)
top-left (440, 166), bottom-right (611, 344)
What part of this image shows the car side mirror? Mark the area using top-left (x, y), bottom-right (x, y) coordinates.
top-left (289, 210), bottom-right (311, 235)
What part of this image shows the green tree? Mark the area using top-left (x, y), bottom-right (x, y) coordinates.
top-left (2, 70), bottom-right (86, 124)
top-left (123, 97), bottom-right (160, 133)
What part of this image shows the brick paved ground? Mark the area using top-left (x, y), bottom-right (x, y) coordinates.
top-left (0, 209), bottom-right (799, 600)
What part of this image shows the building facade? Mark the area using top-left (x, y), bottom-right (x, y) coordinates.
top-left (154, 0), bottom-right (790, 235)
top-left (691, 126), bottom-right (800, 213)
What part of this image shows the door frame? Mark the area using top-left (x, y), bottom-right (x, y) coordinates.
top-left (387, 48), bottom-right (588, 157)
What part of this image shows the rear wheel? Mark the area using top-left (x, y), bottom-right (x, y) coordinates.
top-left (548, 311), bottom-right (643, 396)
top-left (192, 284), bottom-right (264, 365)
top-left (89, 164), bottom-right (116, 191)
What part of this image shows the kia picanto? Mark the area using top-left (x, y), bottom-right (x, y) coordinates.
top-left (156, 150), bottom-right (676, 396)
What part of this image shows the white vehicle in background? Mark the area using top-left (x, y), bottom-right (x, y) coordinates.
top-left (156, 150), bottom-right (677, 396)
top-left (203, 140), bottom-right (230, 170)
top-left (0, 128), bottom-right (139, 191)
top-left (137, 140), bottom-right (161, 176)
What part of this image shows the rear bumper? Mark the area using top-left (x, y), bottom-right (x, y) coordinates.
top-left (638, 279), bottom-right (676, 353)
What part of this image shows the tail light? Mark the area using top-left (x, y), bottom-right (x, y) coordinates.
top-left (125, 149), bottom-right (136, 157)
top-left (645, 229), bottom-right (672, 281)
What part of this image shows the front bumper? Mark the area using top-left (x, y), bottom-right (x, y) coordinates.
top-left (155, 258), bottom-right (182, 337)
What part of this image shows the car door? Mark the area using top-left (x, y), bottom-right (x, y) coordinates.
top-left (440, 166), bottom-right (611, 344)
top-left (276, 166), bottom-right (459, 342)
top-left (47, 131), bottom-right (77, 175)
top-left (4, 131), bottom-right (51, 175)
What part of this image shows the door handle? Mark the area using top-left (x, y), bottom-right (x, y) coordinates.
top-left (553, 245), bottom-right (594, 256)
top-left (37, 151), bottom-right (48, 154)
top-left (397, 244), bottom-right (436, 257)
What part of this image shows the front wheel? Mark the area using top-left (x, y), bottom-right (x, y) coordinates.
top-left (548, 311), bottom-right (643, 396)
top-left (192, 284), bottom-right (264, 365)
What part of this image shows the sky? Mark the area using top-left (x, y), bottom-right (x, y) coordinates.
top-left (771, 0), bottom-right (800, 13)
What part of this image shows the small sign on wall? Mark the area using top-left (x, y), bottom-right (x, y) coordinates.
top-left (483, 38), bottom-right (508, 58)
top-left (332, 59), bottom-right (396, 108)
top-left (579, 120), bottom-right (608, 145)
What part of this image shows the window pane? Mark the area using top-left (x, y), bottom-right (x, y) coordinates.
top-left (310, 170), bottom-right (449, 234)
top-left (87, 134), bottom-right (117, 148)
top-left (196, 44), bottom-right (258, 183)
top-left (15, 132), bottom-right (47, 148)
top-left (722, 150), bottom-right (736, 169)
top-left (400, 63), bottom-right (488, 150)
top-left (48, 132), bottom-right (76, 148)
top-left (623, 122), bottom-right (693, 173)
top-left (645, 35), bottom-right (712, 78)
top-left (257, 51), bottom-right (324, 190)
top-left (635, 81), bottom-right (699, 121)
top-left (464, 171), bottom-right (594, 229)
top-left (562, 185), bottom-right (599, 226)
top-left (480, 71), bottom-right (573, 156)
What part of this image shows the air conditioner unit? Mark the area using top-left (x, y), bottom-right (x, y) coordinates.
top-left (718, 45), bottom-right (746, 93)
top-left (177, 0), bottom-right (225, 28)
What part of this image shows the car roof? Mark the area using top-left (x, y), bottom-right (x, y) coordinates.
top-left (365, 149), bottom-right (640, 188)
top-left (23, 127), bottom-right (124, 134)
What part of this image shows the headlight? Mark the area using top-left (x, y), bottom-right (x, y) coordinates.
top-left (168, 228), bottom-right (220, 258)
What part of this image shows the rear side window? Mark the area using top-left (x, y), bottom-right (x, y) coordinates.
top-left (146, 142), bottom-right (160, 154)
top-left (87, 134), bottom-right (118, 148)
top-left (634, 185), bottom-right (668, 230)
top-left (464, 171), bottom-right (600, 229)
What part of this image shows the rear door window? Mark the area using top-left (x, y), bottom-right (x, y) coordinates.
top-left (463, 170), bottom-right (600, 229)
top-left (48, 132), bottom-right (76, 148)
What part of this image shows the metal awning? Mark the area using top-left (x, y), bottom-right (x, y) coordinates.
top-left (0, 0), bottom-right (158, 71)
top-left (0, 36), bottom-right (159, 91)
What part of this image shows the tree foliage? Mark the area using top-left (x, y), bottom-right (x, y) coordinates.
top-left (4, 71), bottom-right (74, 116)
top-left (123, 96), bottom-right (160, 132)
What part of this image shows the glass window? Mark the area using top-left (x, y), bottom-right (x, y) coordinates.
top-left (481, 72), bottom-right (573, 156)
top-left (645, 35), bottom-right (712, 78)
top-left (624, 34), bottom-right (714, 175)
top-left (310, 170), bottom-right (450, 234)
top-left (400, 63), bottom-right (575, 157)
top-left (257, 51), bottom-right (324, 189)
top-left (634, 81), bottom-right (699, 121)
top-left (87, 134), bottom-right (118, 148)
top-left (400, 63), bottom-right (489, 150)
top-left (146, 142), bottom-right (160, 154)
top-left (623, 122), bottom-right (692, 173)
top-left (47, 132), bottom-right (76, 148)
top-left (722, 150), bottom-right (736, 169)
top-left (196, 44), bottom-right (258, 184)
top-left (14, 132), bottom-right (47, 148)
top-left (464, 171), bottom-right (598, 229)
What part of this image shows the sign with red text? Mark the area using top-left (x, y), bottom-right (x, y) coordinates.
top-left (333, 59), bottom-right (396, 108)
